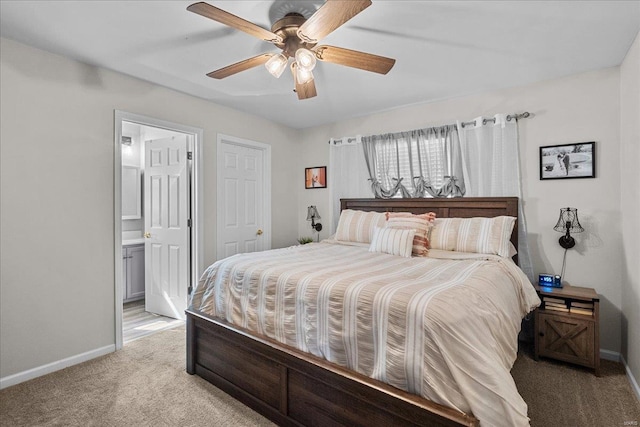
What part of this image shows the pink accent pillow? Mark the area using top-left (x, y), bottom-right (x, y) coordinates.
top-left (385, 211), bottom-right (437, 222)
top-left (384, 212), bottom-right (437, 256)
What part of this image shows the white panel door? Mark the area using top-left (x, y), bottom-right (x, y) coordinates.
top-left (217, 141), bottom-right (265, 259)
top-left (144, 135), bottom-right (189, 320)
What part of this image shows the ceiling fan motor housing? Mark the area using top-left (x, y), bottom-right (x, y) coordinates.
top-left (271, 13), bottom-right (317, 58)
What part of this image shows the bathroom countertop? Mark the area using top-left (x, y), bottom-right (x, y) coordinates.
top-left (123, 238), bottom-right (145, 246)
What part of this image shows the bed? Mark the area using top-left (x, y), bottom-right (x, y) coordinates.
top-left (186, 197), bottom-right (540, 427)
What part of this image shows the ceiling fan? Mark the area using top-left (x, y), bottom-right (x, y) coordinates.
top-left (187, 0), bottom-right (396, 100)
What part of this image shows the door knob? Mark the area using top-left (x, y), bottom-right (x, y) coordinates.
top-left (256, 229), bottom-right (263, 236)
top-left (144, 232), bottom-right (151, 238)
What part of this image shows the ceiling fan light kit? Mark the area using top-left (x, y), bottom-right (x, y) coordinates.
top-left (295, 64), bottom-right (314, 84)
top-left (295, 48), bottom-right (317, 71)
top-left (265, 53), bottom-right (288, 78)
top-left (187, 0), bottom-right (395, 100)
top-left (291, 62), bottom-right (317, 99)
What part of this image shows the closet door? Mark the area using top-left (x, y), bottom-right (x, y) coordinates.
top-left (217, 137), bottom-right (268, 259)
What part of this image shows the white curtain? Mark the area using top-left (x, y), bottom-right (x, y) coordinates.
top-left (329, 137), bottom-right (372, 232)
top-left (457, 114), bottom-right (534, 281)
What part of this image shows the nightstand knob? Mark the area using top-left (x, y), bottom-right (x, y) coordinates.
top-left (539, 332), bottom-right (545, 337)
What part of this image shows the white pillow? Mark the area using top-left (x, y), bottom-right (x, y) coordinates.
top-left (429, 216), bottom-right (516, 258)
top-left (509, 242), bottom-right (518, 258)
top-left (335, 210), bottom-right (387, 244)
top-left (385, 214), bottom-right (435, 257)
top-left (368, 227), bottom-right (416, 258)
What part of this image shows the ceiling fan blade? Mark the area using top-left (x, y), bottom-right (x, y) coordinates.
top-left (297, 0), bottom-right (372, 43)
top-left (296, 77), bottom-right (317, 100)
top-left (207, 53), bottom-right (273, 79)
top-left (291, 63), bottom-right (317, 100)
top-left (315, 45), bottom-right (395, 74)
top-left (187, 2), bottom-right (282, 43)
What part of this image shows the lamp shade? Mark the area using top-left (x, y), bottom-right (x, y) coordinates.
top-left (553, 207), bottom-right (584, 233)
top-left (306, 206), bottom-right (321, 221)
top-left (553, 207), bottom-right (584, 249)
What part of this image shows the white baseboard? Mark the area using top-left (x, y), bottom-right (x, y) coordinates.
top-left (0, 344), bottom-right (115, 390)
top-left (621, 354), bottom-right (640, 402)
top-left (600, 349), bottom-right (640, 401)
top-left (600, 349), bottom-right (621, 362)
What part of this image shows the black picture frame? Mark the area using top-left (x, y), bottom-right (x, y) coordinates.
top-left (539, 142), bottom-right (595, 180)
top-left (305, 166), bottom-right (327, 189)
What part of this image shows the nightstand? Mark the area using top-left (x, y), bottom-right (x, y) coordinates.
top-left (534, 284), bottom-right (600, 376)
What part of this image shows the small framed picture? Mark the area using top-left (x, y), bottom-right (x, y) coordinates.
top-left (540, 142), bottom-right (595, 180)
top-left (305, 166), bottom-right (327, 189)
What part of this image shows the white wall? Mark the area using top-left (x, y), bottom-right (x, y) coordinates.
top-left (0, 37), bottom-right (301, 379)
top-left (298, 67), bottom-right (625, 353)
top-left (620, 32), bottom-right (640, 385)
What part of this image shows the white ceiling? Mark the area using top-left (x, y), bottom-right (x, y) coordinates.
top-left (1, 1), bottom-right (638, 129)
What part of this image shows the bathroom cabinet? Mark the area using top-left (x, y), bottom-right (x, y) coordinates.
top-left (123, 244), bottom-right (145, 302)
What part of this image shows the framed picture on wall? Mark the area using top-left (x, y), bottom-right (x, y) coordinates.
top-left (305, 166), bottom-right (327, 189)
top-left (540, 142), bottom-right (595, 180)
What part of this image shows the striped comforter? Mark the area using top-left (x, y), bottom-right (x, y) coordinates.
top-left (189, 241), bottom-right (540, 427)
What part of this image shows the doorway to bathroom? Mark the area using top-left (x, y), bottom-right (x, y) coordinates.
top-left (114, 111), bottom-right (203, 349)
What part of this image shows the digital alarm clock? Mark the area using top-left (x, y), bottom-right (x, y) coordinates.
top-left (538, 273), bottom-right (562, 288)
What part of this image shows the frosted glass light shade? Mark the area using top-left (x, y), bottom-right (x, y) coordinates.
top-left (296, 65), bottom-right (314, 84)
top-left (295, 48), bottom-right (316, 71)
top-left (265, 53), bottom-right (288, 78)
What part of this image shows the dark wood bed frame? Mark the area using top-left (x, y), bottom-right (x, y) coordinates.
top-left (186, 197), bottom-right (519, 427)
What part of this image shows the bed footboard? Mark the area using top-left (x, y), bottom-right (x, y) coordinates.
top-left (186, 310), bottom-right (478, 427)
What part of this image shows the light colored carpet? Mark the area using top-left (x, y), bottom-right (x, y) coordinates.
top-left (1, 326), bottom-right (638, 426)
top-left (513, 347), bottom-right (640, 427)
top-left (0, 326), bottom-right (274, 427)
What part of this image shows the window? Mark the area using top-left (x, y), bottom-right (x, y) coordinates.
top-left (369, 127), bottom-right (458, 198)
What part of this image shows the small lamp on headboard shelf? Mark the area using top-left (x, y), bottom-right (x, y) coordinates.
top-left (553, 207), bottom-right (584, 284)
top-left (307, 205), bottom-right (322, 241)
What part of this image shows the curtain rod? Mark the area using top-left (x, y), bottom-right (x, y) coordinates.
top-left (459, 112), bottom-right (530, 128)
top-left (328, 136), bottom-right (360, 145)
top-left (328, 112), bottom-right (531, 144)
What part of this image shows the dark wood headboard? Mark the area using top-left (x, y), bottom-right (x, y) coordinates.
top-left (340, 197), bottom-right (519, 264)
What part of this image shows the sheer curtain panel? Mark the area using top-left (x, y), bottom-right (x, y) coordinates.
top-left (329, 137), bottom-right (372, 232)
top-left (457, 114), bottom-right (534, 280)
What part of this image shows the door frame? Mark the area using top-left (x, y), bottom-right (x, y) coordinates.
top-left (114, 110), bottom-right (204, 350)
top-left (216, 134), bottom-right (272, 259)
